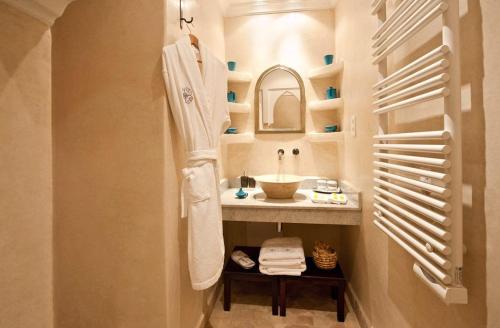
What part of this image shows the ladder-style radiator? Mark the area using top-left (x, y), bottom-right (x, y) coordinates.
top-left (371, 0), bottom-right (467, 303)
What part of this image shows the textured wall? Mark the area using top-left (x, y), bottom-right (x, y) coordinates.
top-left (52, 0), bottom-right (168, 326)
top-left (223, 10), bottom-right (341, 179)
top-left (221, 10), bottom-right (344, 271)
top-left (0, 3), bottom-right (53, 328)
top-left (52, 0), bottom-right (226, 327)
top-left (336, 0), bottom-right (499, 327)
top-left (481, 0), bottom-right (500, 326)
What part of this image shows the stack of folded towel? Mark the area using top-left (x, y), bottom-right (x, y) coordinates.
top-left (259, 237), bottom-right (307, 276)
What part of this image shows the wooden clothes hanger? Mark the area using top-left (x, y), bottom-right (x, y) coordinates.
top-left (179, 0), bottom-right (201, 63)
top-left (189, 33), bottom-right (199, 50)
top-left (188, 33), bottom-right (202, 64)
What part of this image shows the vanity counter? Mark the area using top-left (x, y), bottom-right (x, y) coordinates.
top-left (220, 186), bottom-right (361, 225)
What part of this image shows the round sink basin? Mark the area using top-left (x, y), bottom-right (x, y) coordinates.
top-left (254, 174), bottom-right (304, 199)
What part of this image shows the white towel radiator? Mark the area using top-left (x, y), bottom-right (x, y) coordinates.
top-left (371, 0), bottom-right (467, 303)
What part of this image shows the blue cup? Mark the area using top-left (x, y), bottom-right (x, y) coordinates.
top-left (227, 61), bottom-right (237, 71)
top-left (326, 87), bottom-right (337, 99)
top-left (324, 54), bottom-right (334, 65)
top-left (227, 91), bottom-right (236, 103)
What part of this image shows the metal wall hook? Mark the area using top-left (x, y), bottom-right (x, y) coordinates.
top-left (179, 0), bottom-right (194, 30)
top-left (182, 16), bottom-right (194, 25)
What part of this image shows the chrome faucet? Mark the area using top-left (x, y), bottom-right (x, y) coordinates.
top-left (277, 148), bottom-right (285, 160)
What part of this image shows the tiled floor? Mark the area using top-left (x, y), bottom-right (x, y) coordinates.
top-left (206, 281), bottom-right (360, 328)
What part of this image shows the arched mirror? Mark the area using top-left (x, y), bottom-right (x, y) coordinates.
top-left (254, 65), bottom-right (305, 133)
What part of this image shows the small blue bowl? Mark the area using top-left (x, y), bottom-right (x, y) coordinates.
top-left (324, 54), bottom-right (334, 65)
top-left (227, 61), bottom-right (237, 71)
top-left (324, 125), bottom-right (338, 133)
top-left (225, 127), bottom-right (238, 134)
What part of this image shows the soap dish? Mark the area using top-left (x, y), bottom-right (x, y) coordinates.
top-left (313, 187), bottom-right (341, 194)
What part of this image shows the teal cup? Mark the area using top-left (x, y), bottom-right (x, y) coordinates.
top-left (324, 54), bottom-right (334, 65)
top-left (227, 91), bottom-right (236, 102)
top-left (227, 61), bottom-right (237, 71)
top-left (326, 87), bottom-right (337, 99)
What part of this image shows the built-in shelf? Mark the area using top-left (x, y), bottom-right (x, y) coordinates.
top-left (221, 133), bottom-right (255, 144)
top-left (228, 71), bottom-right (253, 83)
top-left (228, 102), bottom-right (251, 114)
top-left (306, 132), bottom-right (344, 143)
top-left (308, 61), bottom-right (344, 80)
top-left (308, 98), bottom-right (343, 112)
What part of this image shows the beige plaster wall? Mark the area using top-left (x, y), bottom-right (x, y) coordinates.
top-left (222, 10), bottom-right (344, 264)
top-left (336, 0), bottom-right (499, 327)
top-left (52, 1), bottom-right (226, 327)
top-left (481, 1), bottom-right (500, 326)
top-left (223, 10), bottom-right (341, 179)
top-left (163, 1), bottom-right (227, 327)
top-left (0, 3), bottom-right (53, 328)
top-left (52, 0), bottom-right (168, 327)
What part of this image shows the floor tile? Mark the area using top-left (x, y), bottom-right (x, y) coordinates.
top-left (206, 282), bottom-right (360, 328)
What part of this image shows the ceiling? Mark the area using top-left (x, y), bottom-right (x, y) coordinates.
top-left (220, 0), bottom-right (338, 17)
top-left (0, 0), bottom-right (337, 25)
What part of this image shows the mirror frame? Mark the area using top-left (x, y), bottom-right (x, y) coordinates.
top-left (254, 65), bottom-right (306, 134)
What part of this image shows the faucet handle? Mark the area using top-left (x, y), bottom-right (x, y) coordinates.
top-left (277, 148), bottom-right (285, 160)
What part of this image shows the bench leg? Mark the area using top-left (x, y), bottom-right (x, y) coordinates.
top-left (337, 283), bottom-right (345, 322)
top-left (331, 286), bottom-right (338, 300)
top-left (272, 278), bottom-right (278, 316)
top-left (223, 275), bottom-right (231, 311)
top-left (279, 279), bottom-right (287, 316)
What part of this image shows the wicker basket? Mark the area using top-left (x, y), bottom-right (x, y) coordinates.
top-left (312, 241), bottom-right (338, 270)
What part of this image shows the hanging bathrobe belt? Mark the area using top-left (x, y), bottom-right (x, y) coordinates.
top-left (186, 149), bottom-right (218, 165)
top-left (181, 149), bottom-right (218, 218)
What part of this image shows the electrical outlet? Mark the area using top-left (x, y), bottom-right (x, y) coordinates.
top-left (350, 115), bottom-right (357, 137)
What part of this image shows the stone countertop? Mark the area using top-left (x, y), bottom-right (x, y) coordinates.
top-left (221, 188), bottom-right (360, 211)
top-left (220, 182), bottom-right (362, 225)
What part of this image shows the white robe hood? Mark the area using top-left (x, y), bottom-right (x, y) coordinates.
top-left (162, 36), bottom-right (230, 290)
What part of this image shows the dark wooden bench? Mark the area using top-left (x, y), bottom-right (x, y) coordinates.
top-left (279, 256), bottom-right (346, 322)
top-left (223, 246), bottom-right (279, 315)
top-left (223, 246), bottom-right (346, 322)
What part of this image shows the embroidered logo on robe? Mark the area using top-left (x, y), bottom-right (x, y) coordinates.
top-left (182, 87), bottom-right (194, 104)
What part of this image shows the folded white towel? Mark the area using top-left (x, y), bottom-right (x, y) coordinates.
top-left (259, 267), bottom-right (303, 276)
top-left (258, 237), bottom-right (306, 276)
top-left (259, 237), bottom-right (305, 264)
top-left (260, 263), bottom-right (306, 273)
top-left (260, 259), bottom-right (304, 267)
top-left (260, 261), bottom-right (306, 270)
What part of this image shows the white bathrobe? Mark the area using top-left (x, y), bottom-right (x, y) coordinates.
top-left (162, 36), bottom-right (231, 290)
